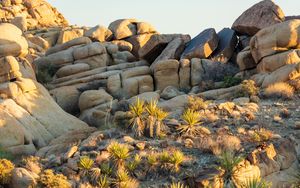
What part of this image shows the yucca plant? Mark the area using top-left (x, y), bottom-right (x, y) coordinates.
top-left (113, 169), bottom-right (138, 188)
top-left (107, 141), bottom-right (130, 169)
top-left (145, 100), bottom-right (169, 138)
top-left (147, 153), bottom-right (158, 171)
top-left (78, 156), bottom-right (94, 176)
top-left (97, 175), bottom-right (110, 188)
top-left (129, 97), bottom-right (145, 137)
top-left (170, 150), bottom-right (185, 173)
top-left (159, 151), bottom-right (172, 170)
top-left (100, 162), bottom-right (113, 176)
top-left (90, 167), bottom-right (102, 184)
top-left (217, 151), bottom-right (244, 184)
top-left (169, 182), bottom-right (189, 188)
top-left (126, 154), bottom-right (141, 174)
top-left (242, 177), bottom-right (271, 188)
top-left (177, 109), bottom-right (202, 136)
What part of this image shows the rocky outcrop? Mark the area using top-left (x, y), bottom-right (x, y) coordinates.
top-left (232, 0), bottom-right (285, 36)
top-left (0, 0), bottom-right (68, 30)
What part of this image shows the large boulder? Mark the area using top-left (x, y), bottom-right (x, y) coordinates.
top-left (232, 0), bottom-right (285, 36)
top-left (56, 28), bottom-right (84, 44)
top-left (210, 28), bottom-right (238, 63)
top-left (237, 47), bottom-right (256, 71)
top-left (0, 23), bottom-right (28, 58)
top-left (153, 60), bottom-right (179, 91)
top-left (181, 28), bottom-right (218, 59)
top-left (250, 20), bottom-right (300, 63)
top-left (84, 25), bottom-right (113, 42)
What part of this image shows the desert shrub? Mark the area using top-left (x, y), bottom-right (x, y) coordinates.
top-left (107, 141), bottom-right (130, 169)
top-left (222, 76), bottom-right (242, 88)
top-left (36, 63), bottom-right (58, 84)
top-left (78, 156), bottom-right (94, 176)
top-left (97, 175), bottom-right (110, 188)
top-left (242, 177), bottom-right (271, 188)
top-left (169, 150), bottom-right (185, 173)
top-left (90, 167), bottom-right (101, 183)
top-left (39, 169), bottom-right (71, 188)
top-left (217, 151), bottom-right (244, 184)
top-left (187, 96), bottom-right (211, 111)
top-left (112, 169), bottom-right (139, 188)
top-left (147, 153), bottom-right (158, 170)
top-left (129, 97), bottom-right (145, 137)
top-left (251, 128), bottom-right (273, 143)
top-left (241, 80), bottom-right (259, 97)
top-left (0, 159), bottom-right (14, 185)
top-left (169, 182), bottom-right (188, 188)
top-left (126, 154), bottom-right (141, 174)
top-left (264, 82), bottom-right (294, 99)
top-left (177, 109), bottom-right (203, 136)
top-left (21, 156), bottom-right (42, 174)
top-left (100, 162), bottom-right (113, 176)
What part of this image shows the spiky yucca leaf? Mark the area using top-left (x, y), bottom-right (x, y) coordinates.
top-left (242, 177), bottom-right (271, 188)
top-left (170, 150), bottom-right (185, 172)
top-left (97, 175), bottom-right (110, 188)
top-left (177, 109), bottom-right (202, 136)
top-left (90, 167), bottom-right (101, 183)
top-left (145, 100), bottom-right (158, 116)
top-left (169, 182), bottom-right (189, 188)
top-left (107, 141), bottom-right (130, 168)
top-left (113, 169), bottom-right (139, 188)
top-left (129, 97), bottom-right (145, 137)
top-left (78, 156), bottom-right (94, 171)
top-left (129, 97), bottom-right (145, 117)
top-left (100, 162), bottom-right (112, 176)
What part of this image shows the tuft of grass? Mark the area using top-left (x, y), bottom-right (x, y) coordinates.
top-left (264, 82), bottom-right (294, 99)
top-left (107, 141), bottom-right (130, 169)
top-left (126, 154), bottom-right (141, 173)
top-left (241, 80), bottom-right (259, 97)
top-left (100, 162), bottom-right (113, 176)
top-left (217, 151), bottom-right (244, 184)
top-left (113, 169), bottom-right (139, 188)
top-left (129, 97), bottom-right (145, 137)
top-left (242, 177), bottom-right (271, 188)
top-left (97, 175), bottom-right (110, 188)
top-left (222, 76), bottom-right (242, 88)
top-left (177, 109), bottom-right (202, 136)
top-left (169, 182), bottom-right (189, 188)
top-left (147, 153), bottom-right (158, 170)
top-left (78, 156), bottom-right (94, 176)
top-left (169, 150), bottom-right (185, 173)
top-left (187, 96), bottom-right (211, 111)
top-left (0, 159), bottom-right (15, 185)
top-left (251, 128), bottom-right (273, 143)
top-left (39, 169), bottom-right (71, 188)
top-left (90, 167), bottom-right (101, 183)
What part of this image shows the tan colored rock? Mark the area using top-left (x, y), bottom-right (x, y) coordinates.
top-left (11, 16), bottom-right (27, 32)
top-left (0, 23), bottom-right (28, 58)
top-left (84, 25), bottom-right (113, 42)
top-left (107, 74), bottom-right (121, 97)
top-left (111, 40), bottom-right (133, 52)
top-left (232, 0), bottom-right (285, 36)
top-left (136, 22), bottom-right (156, 35)
top-left (34, 47), bottom-right (74, 66)
top-left (27, 35), bottom-right (49, 50)
top-left (56, 63), bottom-right (90, 78)
top-left (257, 49), bottom-right (300, 73)
top-left (159, 94), bottom-right (189, 111)
top-left (153, 60), bottom-right (179, 91)
top-left (11, 168), bottom-right (37, 188)
top-left (181, 28), bottom-right (218, 59)
top-left (179, 59), bottom-right (191, 91)
top-left (109, 19), bottom-right (138, 40)
top-left (79, 89), bottom-right (113, 112)
top-left (250, 20), bottom-right (300, 63)
top-left (237, 47), bottom-right (256, 71)
top-left (191, 58), bottom-right (204, 86)
top-left (73, 42), bottom-right (107, 60)
top-left (56, 28), bottom-right (84, 45)
top-left (74, 53), bottom-right (111, 69)
top-left (128, 92), bottom-right (160, 104)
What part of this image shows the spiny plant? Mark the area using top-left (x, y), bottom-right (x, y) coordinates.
top-left (89, 167), bottom-right (102, 184)
top-left (100, 162), bottom-right (113, 176)
top-left (0, 159), bottom-right (14, 185)
top-left (126, 154), bottom-right (141, 174)
top-left (242, 177), bottom-right (271, 188)
top-left (169, 182), bottom-right (189, 188)
top-left (113, 169), bottom-right (139, 188)
top-left (177, 109), bottom-right (202, 136)
top-left (39, 169), bottom-right (71, 188)
top-left (147, 153), bottom-right (158, 170)
top-left (129, 97), bottom-right (145, 137)
top-left (217, 151), bottom-right (244, 184)
top-left (251, 128), bottom-right (273, 143)
top-left (97, 175), bottom-right (110, 188)
top-left (169, 150), bottom-right (185, 173)
top-left (187, 96), bottom-right (211, 111)
top-left (159, 151), bottom-right (172, 170)
top-left (145, 100), bottom-right (169, 138)
top-left (241, 80), bottom-right (259, 97)
top-left (107, 141), bottom-right (130, 169)
top-left (78, 156), bottom-right (94, 176)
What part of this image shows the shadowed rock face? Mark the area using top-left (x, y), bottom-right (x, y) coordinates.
top-left (181, 28), bottom-right (219, 60)
top-left (232, 0), bottom-right (285, 36)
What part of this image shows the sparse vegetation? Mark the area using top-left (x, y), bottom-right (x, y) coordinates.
top-left (112, 169), bottom-right (139, 188)
top-left (0, 159), bottom-right (14, 185)
top-left (169, 150), bottom-right (185, 172)
top-left (264, 82), bottom-right (295, 99)
top-left (242, 177), bottom-right (271, 188)
top-left (100, 162), bottom-right (113, 176)
top-left (251, 128), bottom-right (273, 143)
top-left (222, 76), bottom-right (242, 88)
top-left (177, 109), bottom-right (203, 136)
top-left (39, 169), bottom-right (71, 188)
top-left (241, 80), bottom-right (259, 97)
top-left (129, 97), bottom-right (145, 137)
top-left (187, 96), bottom-right (211, 111)
top-left (169, 182), bottom-right (189, 188)
top-left (78, 156), bottom-right (94, 176)
top-left (126, 154), bottom-right (141, 174)
top-left (97, 175), bottom-right (110, 188)
top-left (36, 64), bottom-right (58, 84)
top-left (107, 141), bottom-right (130, 169)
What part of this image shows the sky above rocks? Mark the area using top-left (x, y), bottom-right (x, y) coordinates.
top-left (48, 0), bottom-right (300, 37)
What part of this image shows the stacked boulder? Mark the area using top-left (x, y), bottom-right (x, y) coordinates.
top-left (0, 0), bottom-right (68, 31)
top-left (233, 0), bottom-right (300, 87)
top-left (0, 23), bottom-right (88, 155)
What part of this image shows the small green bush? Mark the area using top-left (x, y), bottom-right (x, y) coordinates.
top-left (222, 76), bottom-right (242, 88)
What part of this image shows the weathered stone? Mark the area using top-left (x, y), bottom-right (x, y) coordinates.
top-left (153, 60), bottom-right (179, 91)
top-left (27, 35), bottom-right (50, 50)
top-left (257, 49), bottom-right (300, 73)
top-left (179, 59), bottom-right (191, 91)
top-left (232, 0), bottom-right (285, 36)
top-left (250, 20), bottom-right (300, 63)
top-left (79, 89), bottom-right (113, 112)
top-left (84, 25), bottom-right (113, 42)
top-left (128, 92), bottom-right (160, 104)
top-left (11, 168), bottom-right (37, 188)
top-left (285, 15), bottom-right (300, 21)
top-left (73, 42), bottom-right (107, 60)
top-left (161, 86), bottom-right (183, 100)
top-left (56, 63), bottom-right (90, 78)
top-left (11, 16), bottom-right (27, 32)
top-left (0, 23), bottom-right (28, 58)
top-left (109, 19), bottom-right (138, 40)
top-left (136, 22), bottom-right (156, 35)
top-left (34, 47), bottom-right (74, 66)
top-left (111, 40), bottom-right (133, 52)
top-left (181, 28), bottom-right (218, 59)
top-left (210, 28), bottom-right (238, 63)
top-left (56, 28), bottom-right (84, 44)
top-left (237, 47), bottom-right (256, 71)
top-left (74, 54), bottom-right (111, 69)
top-left (190, 58), bottom-right (204, 86)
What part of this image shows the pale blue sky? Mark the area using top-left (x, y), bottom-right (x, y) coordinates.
top-left (48, 0), bottom-right (299, 37)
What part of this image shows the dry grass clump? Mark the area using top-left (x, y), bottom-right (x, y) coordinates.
top-left (39, 169), bottom-right (71, 188)
top-left (264, 82), bottom-right (295, 99)
top-left (241, 80), bottom-right (259, 97)
top-left (250, 128), bottom-right (273, 143)
top-left (187, 96), bottom-right (211, 111)
top-left (0, 159), bottom-right (14, 185)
